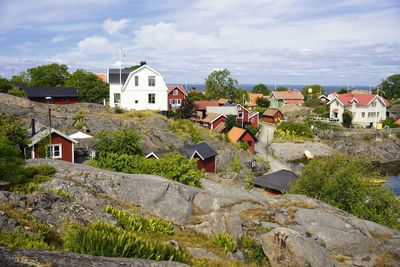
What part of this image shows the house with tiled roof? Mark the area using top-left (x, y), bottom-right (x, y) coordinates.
top-left (194, 113), bottom-right (226, 132)
top-left (328, 93), bottom-right (388, 127)
top-left (227, 127), bottom-right (255, 153)
top-left (20, 86), bottom-right (79, 104)
top-left (207, 104), bottom-right (259, 128)
top-left (167, 85), bottom-right (187, 109)
top-left (245, 93), bottom-right (266, 109)
top-left (270, 90), bottom-right (304, 108)
top-left (263, 108), bottom-right (283, 123)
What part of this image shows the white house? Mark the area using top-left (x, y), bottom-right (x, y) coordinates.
top-left (108, 61), bottom-right (168, 111)
top-left (328, 93), bottom-right (388, 127)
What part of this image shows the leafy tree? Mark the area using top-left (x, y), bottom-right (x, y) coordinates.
top-left (256, 97), bottom-right (270, 108)
top-left (65, 69), bottom-right (109, 103)
top-left (252, 83), bottom-right (270, 96)
top-left (245, 125), bottom-right (258, 137)
top-left (0, 76), bottom-right (12, 93)
top-left (175, 99), bottom-right (198, 119)
top-left (382, 117), bottom-right (399, 128)
top-left (8, 88), bottom-right (27, 98)
top-left (10, 72), bottom-right (30, 86)
top-left (379, 74), bottom-right (400, 100)
top-left (291, 155), bottom-right (400, 229)
top-left (205, 69), bottom-right (238, 100)
top-left (225, 115), bottom-right (240, 131)
top-left (275, 86), bottom-right (288, 91)
top-left (342, 109), bottom-right (353, 128)
top-left (188, 92), bottom-right (206, 102)
top-left (27, 63), bottom-right (70, 87)
top-left (93, 129), bottom-right (143, 157)
top-left (301, 84), bottom-right (324, 98)
top-left (0, 134), bottom-right (24, 183)
top-left (234, 88), bottom-right (249, 104)
top-left (127, 65), bottom-right (141, 71)
top-left (338, 88), bottom-right (348, 94)
top-left (0, 114), bottom-right (28, 146)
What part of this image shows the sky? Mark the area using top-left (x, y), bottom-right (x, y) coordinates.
top-left (0, 0), bottom-right (399, 86)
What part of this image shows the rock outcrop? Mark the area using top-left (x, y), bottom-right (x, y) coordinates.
top-left (13, 159), bottom-right (399, 267)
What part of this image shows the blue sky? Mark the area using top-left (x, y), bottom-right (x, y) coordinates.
top-left (0, 0), bottom-right (399, 85)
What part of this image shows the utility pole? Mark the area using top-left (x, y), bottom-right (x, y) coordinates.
top-left (46, 97), bottom-right (52, 158)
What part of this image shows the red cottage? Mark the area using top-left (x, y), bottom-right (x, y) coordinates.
top-left (25, 121), bottom-right (78, 163)
top-left (20, 87), bottom-right (80, 104)
top-left (228, 127), bottom-right (256, 153)
top-left (194, 113), bottom-right (226, 132)
top-left (167, 85), bottom-right (187, 109)
top-left (263, 108), bottom-right (284, 123)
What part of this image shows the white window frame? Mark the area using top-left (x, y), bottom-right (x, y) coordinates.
top-left (46, 144), bottom-right (62, 159)
top-left (173, 89), bottom-right (178, 95)
top-left (148, 93), bottom-right (156, 104)
top-left (135, 76), bottom-right (139, 86)
top-left (148, 76), bottom-right (156, 86)
top-left (170, 99), bottom-right (176, 105)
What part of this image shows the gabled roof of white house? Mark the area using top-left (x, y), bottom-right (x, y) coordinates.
top-left (121, 64), bottom-right (165, 92)
top-left (327, 93), bottom-right (388, 107)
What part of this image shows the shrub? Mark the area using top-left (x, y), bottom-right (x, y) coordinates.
top-left (383, 117), bottom-right (399, 128)
top-left (11, 165), bottom-right (55, 193)
top-left (104, 206), bottom-right (174, 235)
top-left (225, 115), bottom-right (240, 131)
top-left (8, 88), bottom-right (27, 97)
top-left (213, 232), bottom-right (237, 253)
top-left (229, 157), bottom-right (241, 173)
top-left (0, 230), bottom-right (51, 250)
top-left (245, 125), bottom-right (258, 137)
top-left (64, 222), bottom-right (189, 263)
top-left (237, 236), bottom-right (267, 263)
top-left (342, 109), bottom-right (353, 128)
top-left (170, 119), bottom-right (202, 143)
top-left (275, 121), bottom-right (313, 140)
top-left (93, 128), bottom-right (143, 157)
top-left (291, 155), bottom-right (400, 229)
top-left (362, 134), bottom-right (373, 141)
top-left (312, 121), bottom-right (342, 131)
top-left (114, 107), bottom-right (124, 114)
top-left (312, 105), bottom-right (327, 114)
top-left (0, 134), bottom-right (25, 183)
top-left (239, 141), bottom-right (249, 151)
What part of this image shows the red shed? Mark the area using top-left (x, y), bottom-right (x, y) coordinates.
top-left (20, 87), bottom-right (80, 104)
top-left (26, 122), bottom-right (78, 163)
top-left (263, 108), bottom-right (283, 123)
top-left (194, 113), bottom-right (226, 132)
top-left (228, 127), bottom-right (256, 153)
top-left (167, 85), bottom-right (187, 109)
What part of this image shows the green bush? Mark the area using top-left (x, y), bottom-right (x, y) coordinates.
top-left (94, 152), bottom-right (203, 187)
top-left (8, 88), bottom-right (27, 97)
top-left (11, 165), bottom-right (55, 193)
top-left (64, 222), bottom-right (188, 263)
top-left (213, 232), bottom-right (237, 253)
top-left (291, 155), bottom-right (400, 229)
top-left (245, 125), bottom-right (258, 137)
top-left (229, 157), bottom-right (241, 173)
top-left (237, 236), bottom-right (267, 263)
top-left (170, 119), bottom-right (202, 143)
top-left (363, 134), bottom-right (373, 141)
top-left (342, 109), bottom-right (353, 128)
top-left (383, 117), bottom-right (399, 128)
top-left (93, 129), bottom-right (143, 157)
top-left (104, 206), bottom-right (174, 235)
top-left (312, 121), bottom-right (342, 131)
top-left (114, 107), bottom-right (124, 114)
top-left (0, 230), bottom-right (51, 250)
top-left (0, 134), bottom-right (25, 183)
top-left (275, 121), bottom-right (313, 140)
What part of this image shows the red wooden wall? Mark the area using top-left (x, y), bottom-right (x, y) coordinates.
top-left (240, 132), bottom-right (255, 153)
top-left (30, 97), bottom-right (80, 104)
top-left (195, 155), bottom-right (216, 173)
top-left (34, 133), bottom-right (74, 162)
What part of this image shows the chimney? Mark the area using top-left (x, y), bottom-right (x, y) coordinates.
top-left (31, 118), bottom-right (36, 136)
top-left (140, 61), bottom-right (147, 66)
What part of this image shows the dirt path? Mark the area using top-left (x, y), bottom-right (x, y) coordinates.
top-left (256, 124), bottom-right (290, 174)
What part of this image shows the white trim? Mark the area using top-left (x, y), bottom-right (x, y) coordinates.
top-left (31, 146), bottom-right (35, 159)
top-left (47, 144), bottom-right (62, 159)
top-left (121, 65), bottom-right (163, 92)
top-left (191, 150), bottom-right (205, 161)
top-left (248, 111), bottom-right (259, 119)
top-left (367, 95), bottom-right (388, 107)
top-left (168, 86), bottom-right (188, 96)
top-left (145, 152), bottom-right (159, 159)
top-left (210, 114), bottom-right (227, 124)
top-left (29, 129), bottom-right (78, 147)
top-left (72, 143), bottom-right (75, 163)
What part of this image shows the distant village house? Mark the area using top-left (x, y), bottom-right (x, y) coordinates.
top-left (263, 108), bottom-right (284, 123)
top-left (227, 127), bottom-right (255, 153)
top-left (20, 87), bottom-right (79, 104)
top-left (269, 90), bottom-right (304, 108)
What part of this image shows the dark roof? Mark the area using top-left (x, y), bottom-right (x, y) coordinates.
top-left (253, 169), bottom-right (298, 193)
top-left (180, 142), bottom-right (217, 160)
top-left (21, 87), bottom-right (79, 98)
top-left (108, 68), bottom-right (133, 84)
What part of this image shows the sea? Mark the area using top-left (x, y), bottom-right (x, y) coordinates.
top-left (381, 161), bottom-right (400, 196)
top-left (183, 84), bottom-right (373, 95)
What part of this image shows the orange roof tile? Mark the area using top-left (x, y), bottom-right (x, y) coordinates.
top-left (247, 93), bottom-right (265, 107)
top-left (263, 108), bottom-right (281, 117)
top-left (196, 113), bottom-right (225, 123)
top-left (272, 90), bottom-right (304, 100)
top-left (218, 98), bottom-right (229, 105)
top-left (194, 100), bottom-right (220, 110)
top-left (228, 127), bottom-right (246, 142)
top-left (395, 118), bottom-right (400, 126)
top-left (96, 73), bottom-right (106, 83)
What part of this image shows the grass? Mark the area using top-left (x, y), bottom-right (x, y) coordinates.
top-left (240, 208), bottom-right (270, 220)
top-left (46, 188), bottom-right (73, 201)
top-left (213, 232), bottom-right (237, 253)
top-left (375, 251), bottom-right (399, 267)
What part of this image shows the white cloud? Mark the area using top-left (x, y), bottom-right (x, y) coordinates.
top-left (102, 18), bottom-right (130, 35)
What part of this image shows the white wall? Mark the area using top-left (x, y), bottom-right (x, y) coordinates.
top-left (109, 66), bottom-right (168, 111)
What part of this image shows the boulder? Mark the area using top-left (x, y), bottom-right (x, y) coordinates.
top-left (261, 227), bottom-right (337, 267)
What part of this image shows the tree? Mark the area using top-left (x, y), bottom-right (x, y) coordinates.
top-left (301, 84), bottom-right (324, 98)
top-left (291, 155), bottom-right (400, 229)
top-left (0, 76), bottom-right (12, 93)
top-left (225, 115), bottom-right (240, 131)
top-left (338, 88), bottom-right (348, 94)
top-left (234, 88), bottom-right (249, 104)
top-left (205, 69), bottom-right (238, 100)
top-left (252, 83), bottom-right (270, 96)
top-left (175, 99), bottom-right (198, 119)
top-left (256, 97), bottom-right (270, 108)
top-left (66, 69), bottom-right (109, 103)
top-left (342, 109), bottom-right (353, 128)
top-left (379, 74), bottom-right (400, 100)
top-left (0, 134), bottom-right (24, 183)
top-left (93, 129), bottom-right (143, 158)
top-left (8, 88), bottom-right (26, 98)
top-left (188, 92), bottom-right (206, 102)
top-left (10, 72), bottom-right (30, 86)
top-left (27, 63), bottom-right (70, 87)
top-left (0, 114), bottom-right (28, 146)
top-left (275, 86), bottom-right (288, 91)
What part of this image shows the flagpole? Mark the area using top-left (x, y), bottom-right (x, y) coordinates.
top-left (119, 47), bottom-right (122, 88)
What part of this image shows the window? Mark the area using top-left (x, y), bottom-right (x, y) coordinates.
top-left (135, 76), bottom-right (139, 86)
top-left (170, 99), bottom-right (176, 105)
top-left (247, 141), bottom-right (252, 147)
top-left (177, 99), bottom-right (181, 105)
top-left (148, 94), bottom-right (155, 104)
top-left (135, 100), bottom-right (138, 104)
top-left (372, 101), bottom-right (377, 107)
top-left (238, 112), bottom-right (243, 119)
top-left (114, 93), bottom-right (121, 103)
top-left (250, 118), bottom-right (254, 123)
top-left (361, 112), bottom-right (365, 118)
top-left (148, 76), bottom-right (155, 86)
top-left (173, 89), bottom-right (178, 95)
top-left (46, 144), bottom-right (62, 159)
top-left (377, 112), bottom-right (380, 117)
